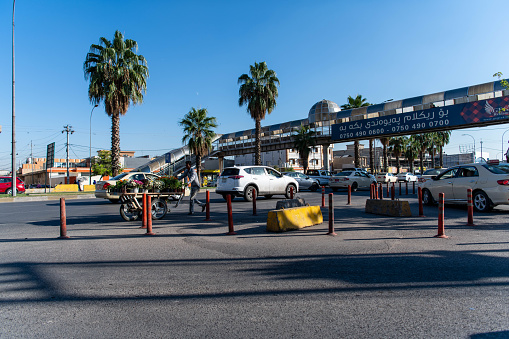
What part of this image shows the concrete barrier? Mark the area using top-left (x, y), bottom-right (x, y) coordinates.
top-left (267, 206), bottom-right (323, 232)
top-left (365, 199), bottom-right (412, 217)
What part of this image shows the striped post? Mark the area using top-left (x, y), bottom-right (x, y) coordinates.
top-left (205, 190), bottom-right (211, 221)
top-left (58, 198), bottom-right (70, 239)
top-left (252, 188), bottom-right (257, 216)
top-left (466, 189), bottom-right (475, 226)
top-left (145, 195), bottom-right (155, 235)
top-left (141, 193), bottom-right (147, 229)
top-left (379, 183), bottom-right (383, 200)
top-left (434, 192), bottom-right (448, 238)
top-left (418, 187), bottom-right (425, 217)
top-left (226, 194), bottom-right (236, 235)
top-left (321, 186), bottom-right (325, 207)
top-left (290, 186), bottom-right (294, 199)
top-left (347, 185), bottom-right (351, 205)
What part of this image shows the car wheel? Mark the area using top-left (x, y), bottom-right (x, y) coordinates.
top-left (473, 191), bottom-right (492, 212)
top-left (5, 188), bottom-right (17, 195)
top-left (264, 194), bottom-right (273, 199)
top-left (331, 187), bottom-right (338, 192)
top-left (422, 189), bottom-right (435, 206)
top-left (285, 184), bottom-right (297, 199)
top-left (109, 199), bottom-right (120, 204)
top-left (310, 183), bottom-right (319, 192)
top-left (151, 198), bottom-right (168, 219)
top-left (120, 204), bottom-right (141, 221)
top-left (243, 185), bottom-right (257, 202)
top-left (222, 194), bottom-right (235, 201)
top-left (351, 182), bottom-right (358, 192)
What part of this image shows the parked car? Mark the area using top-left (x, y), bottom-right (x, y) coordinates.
top-left (396, 172), bottom-right (418, 182)
top-left (95, 172), bottom-right (160, 203)
top-left (376, 172), bottom-right (398, 183)
top-left (417, 168), bottom-right (446, 186)
top-left (306, 169), bottom-right (332, 186)
top-left (282, 172), bottom-right (320, 191)
top-left (0, 176), bottom-right (26, 195)
top-left (216, 166), bottom-right (298, 202)
top-left (421, 161), bottom-right (509, 212)
top-left (329, 170), bottom-right (377, 192)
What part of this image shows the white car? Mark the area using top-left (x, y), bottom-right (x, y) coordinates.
top-left (95, 172), bottom-right (160, 203)
top-left (396, 172), bottom-right (418, 182)
top-left (376, 172), bottom-right (398, 183)
top-left (417, 168), bottom-right (446, 186)
top-left (216, 166), bottom-right (299, 202)
top-left (282, 172), bottom-right (320, 191)
top-left (306, 169), bottom-right (332, 186)
top-left (329, 170), bottom-right (377, 192)
top-left (421, 161), bottom-right (509, 212)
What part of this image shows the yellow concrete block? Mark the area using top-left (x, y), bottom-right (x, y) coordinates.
top-left (54, 184), bottom-right (79, 192)
top-left (267, 206), bottom-right (323, 232)
top-left (365, 199), bottom-right (412, 217)
top-left (84, 185), bottom-right (95, 192)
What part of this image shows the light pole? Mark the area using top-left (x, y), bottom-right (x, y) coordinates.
top-left (462, 133), bottom-right (476, 162)
top-left (12, 0), bottom-right (16, 196)
top-left (89, 104), bottom-right (98, 185)
top-left (501, 128), bottom-right (509, 161)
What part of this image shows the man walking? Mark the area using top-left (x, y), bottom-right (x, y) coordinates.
top-left (178, 161), bottom-right (206, 215)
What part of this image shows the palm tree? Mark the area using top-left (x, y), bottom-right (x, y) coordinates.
top-left (179, 108), bottom-right (218, 182)
top-left (293, 125), bottom-right (316, 174)
top-left (405, 136), bottom-right (419, 173)
top-left (412, 133), bottom-right (433, 174)
top-left (238, 62), bottom-right (280, 165)
top-left (84, 31), bottom-right (149, 176)
top-left (435, 131), bottom-right (451, 167)
top-left (379, 137), bottom-right (390, 172)
top-left (341, 95), bottom-right (370, 168)
top-left (388, 136), bottom-right (408, 174)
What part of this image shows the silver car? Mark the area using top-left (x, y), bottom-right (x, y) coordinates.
top-left (282, 172), bottom-right (320, 191)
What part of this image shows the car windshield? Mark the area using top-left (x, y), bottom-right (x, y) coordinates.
top-left (335, 172), bottom-right (352, 177)
top-left (423, 169), bottom-right (442, 175)
top-left (112, 173), bottom-right (129, 180)
top-left (483, 164), bottom-right (509, 174)
top-left (221, 168), bottom-right (239, 176)
top-left (307, 170), bottom-right (319, 176)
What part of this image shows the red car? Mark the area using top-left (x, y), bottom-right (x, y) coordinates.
top-left (0, 176), bottom-right (26, 194)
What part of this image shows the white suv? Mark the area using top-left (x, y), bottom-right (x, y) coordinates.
top-left (216, 166), bottom-right (299, 202)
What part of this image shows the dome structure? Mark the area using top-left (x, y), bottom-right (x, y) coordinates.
top-left (308, 99), bottom-right (341, 123)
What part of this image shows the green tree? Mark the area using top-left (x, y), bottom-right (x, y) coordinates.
top-left (341, 95), bottom-right (371, 168)
top-left (238, 62), bottom-right (280, 165)
top-left (412, 133), bottom-right (433, 174)
top-left (91, 150), bottom-right (118, 177)
top-left (293, 125), bottom-right (316, 174)
top-left (388, 136), bottom-right (408, 174)
top-left (379, 137), bottom-right (390, 172)
top-left (434, 131), bottom-right (451, 168)
top-left (405, 137), bottom-right (419, 173)
top-left (84, 30), bottom-right (149, 176)
top-left (179, 107), bottom-right (218, 182)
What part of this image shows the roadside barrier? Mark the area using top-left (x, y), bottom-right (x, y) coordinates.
top-left (391, 183), bottom-right (395, 200)
top-left (418, 187), bottom-right (425, 217)
top-left (252, 189), bottom-right (257, 216)
top-left (141, 193), bottom-right (147, 229)
top-left (347, 185), bottom-right (352, 205)
top-left (58, 198), bottom-right (70, 239)
top-left (322, 186), bottom-right (325, 207)
top-left (327, 193), bottom-right (337, 236)
top-left (226, 194), bottom-right (236, 235)
top-left (467, 189), bottom-right (475, 226)
top-left (435, 192), bottom-right (448, 238)
top-left (145, 195), bottom-right (155, 236)
top-left (205, 190), bottom-right (211, 221)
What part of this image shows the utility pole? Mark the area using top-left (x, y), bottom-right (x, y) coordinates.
top-left (12, 0), bottom-right (16, 196)
top-left (62, 125), bottom-right (74, 184)
top-left (31, 140), bottom-right (33, 186)
top-left (480, 139), bottom-right (483, 161)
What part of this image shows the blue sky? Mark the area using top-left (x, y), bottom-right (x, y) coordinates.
top-left (2, 0), bottom-right (509, 171)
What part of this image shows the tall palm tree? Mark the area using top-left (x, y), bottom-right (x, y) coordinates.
top-left (405, 137), bottom-right (419, 173)
top-left (293, 125), bottom-right (316, 174)
top-left (84, 30), bottom-right (149, 176)
top-left (379, 137), bottom-right (390, 172)
top-left (388, 136), bottom-right (408, 174)
top-left (341, 95), bottom-right (370, 168)
top-left (435, 131), bottom-right (451, 167)
top-left (179, 108), bottom-right (218, 182)
top-left (238, 62), bottom-right (280, 165)
top-left (412, 133), bottom-right (433, 174)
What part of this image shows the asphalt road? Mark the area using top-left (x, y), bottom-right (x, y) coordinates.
top-left (1, 188), bottom-right (508, 338)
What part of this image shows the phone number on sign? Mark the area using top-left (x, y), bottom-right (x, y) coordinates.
top-left (391, 119), bottom-right (450, 132)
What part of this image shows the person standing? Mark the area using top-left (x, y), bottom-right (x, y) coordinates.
top-left (178, 161), bottom-right (205, 215)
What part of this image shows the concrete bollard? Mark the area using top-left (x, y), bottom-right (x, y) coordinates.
top-left (434, 192), bottom-right (448, 238)
top-left (145, 195), bottom-right (155, 235)
top-left (467, 189), bottom-right (475, 226)
top-left (226, 194), bottom-right (236, 235)
top-left (58, 198), bottom-right (70, 239)
top-left (327, 193), bottom-right (337, 236)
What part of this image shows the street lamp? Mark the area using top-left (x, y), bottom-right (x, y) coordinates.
top-left (501, 128), bottom-right (509, 161)
top-left (89, 104), bottom-right (99, 185)
top-left (462, 133), bottom-right (476, 161)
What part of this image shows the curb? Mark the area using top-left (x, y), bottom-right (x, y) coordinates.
top-left (0, 194), bottom-right (96, 203)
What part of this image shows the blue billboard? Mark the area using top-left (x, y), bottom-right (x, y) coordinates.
top-left (331, 96), bottom-right (509, 141)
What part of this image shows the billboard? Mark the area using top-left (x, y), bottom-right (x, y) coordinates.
top-left (331, 96), bottom-right (509, 141)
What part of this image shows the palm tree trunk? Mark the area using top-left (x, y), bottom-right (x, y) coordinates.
top-left (111, 113), bottom-right (121, 177)
top-left (369, 140), bottom-right (374, 173)
top-left (354, 141), bottom-right (360, 168)
top-left (255, 118), bottom-right (262, 165)
top-left (439, 146), bottom-right (444, 168)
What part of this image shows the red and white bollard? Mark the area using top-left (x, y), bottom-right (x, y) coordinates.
top-left (145, 195), bottom-right (155, 235)
top-left (141, 193), bottom-right (147, 229)
top-left (418, 187), bottom-right (425, 217)
top-left (321, 186), bottom-right (325, 207)
top-left (290, 186), bottom-right (294, 199)
top-left (226, 194), bottom-right (236, 235)
top-left (347, 184), bottom-right (352, 205)
top-left (379, 183), bottom-right (383, 200)
top-left (370, 183), bottom-right (374, 199)
top-left (327, 193), bottom-right (337, 236)
top-left (466, 188), bottom-right (475, 226)
top-left (252, 188), bottom-right (257, 216)
top-left (205, 190), bottom-right (211, 221)
top-left (58, 198), bottom-right (70, 239)
top-left (435, 192), bottom-right (448, 238)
